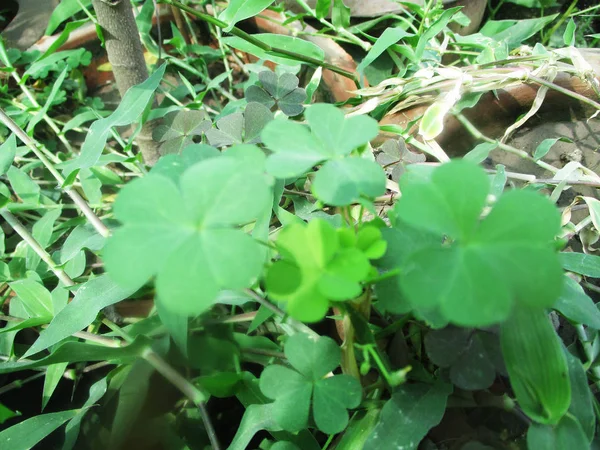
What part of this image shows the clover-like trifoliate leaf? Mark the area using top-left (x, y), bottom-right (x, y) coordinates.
top-left (311, 157), bottom-right (386, 206)
top-left (394, 160), bottom-right (563, 327)
top-left (259, 333), bottom-right (362, 434)
top-left (104, 146), bottom-right (271, 316)
top-left (206, 102), bottom-right (273, 147)
top-left (245, 70), bottom-right (307, 116)
top-left (266, 219), bottom-right (383, 322)
top-left (262, 104), bottom-right (380, 179)
top-left (151, 144), bottom-right (220, 184)
top-left (425, 327), bottom-right (506, 390)
top-left (152, 110), bottom-right (212, 155)
top-left (376, 138), bottom-right (426, 182)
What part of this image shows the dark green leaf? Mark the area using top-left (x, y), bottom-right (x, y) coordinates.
top-left (364, 381), bottom-right (452, 450)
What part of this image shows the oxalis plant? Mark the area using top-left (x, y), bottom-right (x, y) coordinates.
top-left (0, 95), bottom-right (593, 449)
top-left (0, 0), bottom-right (599, 449)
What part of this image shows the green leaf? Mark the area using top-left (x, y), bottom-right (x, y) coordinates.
top-left (563, 18), bottom-right (576, 46)
top-left (554, 276), bottom-right (600, 329)
top-left (0, 336), bottom-right (149, 374)
top-left (227, 404), bottom-right (282, 450)
top-left (527, 414), bottom-right (589, 449)
top-left (0, 409), bottom-right (80, 450)
top-left (28, 208), bottom-right (62, 271)
top-left (63, 378), bottom-right (107, 450)
top-left (259, 333), bottom-right (362, 434)
top-left (24, 274), bottom-right (138, 357)
top-left (46, 0), bottom-right (92, 35)
top-left (357, 28), bottom-right (410, 82)
top-left (245, 71), bottom-right (307, 116)
top-left (42, 362), bottom-right (68, 411)
top-left (206, 102), bottom-right (273, 147)
top-left (0, 134), bottom-right (16, 176)
top-left (480, 15), bottom-right (558, 49)
top-left (219, 0), bottom-right (276, 31)
top-left (564, 350), bottom-right (595, 443)
top-left (60, 224), bottom-right (105, 264)
top-left (315, 0), bottom-right (331, 19)
top-left (501, 306), bottom-right (570, 425)
top-left (223, 34), bottom-right (325, 66)
top-left (263, 104), bottom-right (379, 179)
top-left (425, 328), bottom-right (500, 390)
top-left (335, 408), bottom-right (380, 450)
top-left (7, 166), bottom-right (40, 205)
top-left (332, 0), bottom-right (351, 29)
top-left (65, 64), bottom-right (166, 170)
top-left (266, 219), bottom-right (377, 322)
top-left (561, 252), bottom-right (600, 277)
top-left (104, 148), bottom-right (271, 316)
top-left (364, 381), bottom-right (452, 450)
top-left (395, 160), bottom-right (563, 327)
top-left (152, 110), bottom-right (212, 155)
top-left (312, 158), bottom-right (386, 206)
top-left (27, 67), bottom-right (68, 133)
top-left (9, 279), bottom-right (53, 319)
top-left (533, 138), bottom-right (565, 161)
top-left (109, 360), bottom-right (154, 448)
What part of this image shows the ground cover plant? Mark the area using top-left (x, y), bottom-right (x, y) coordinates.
top-left (0, 0), bottom-right (599, 448)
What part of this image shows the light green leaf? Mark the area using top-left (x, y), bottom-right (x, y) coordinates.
top-left (46, 0), bottom-right (92, 35)
top-left (0, 134), bottom-right (16, 176)
top-left (219, 0), bottom-right (276, 31)
top-left (311, 158), bottom-right (386, 206)
top-left (65, 64), bottom-right (166, 170)
top-left (501, 306), bottom-right (570, 425)
top-left (561, 252), bottom-right (600, 277)
top-left (357, 28), bottom-right (410, 82)
top-left (315, 0), bottom-right (331, 19)
top-left (24, 274), bottom-right (138, 357)
top-left (7, 166), bottom-right (40, 205)
top-left (105, 149), bottom-right (271, 317)
top-left (395, 161), bottom-right (563, 326)
top-left (28, 208), bottom-right (62, 271)
top-left (553, 276), bottom-right (600, 329)
top-left (563, 18), bottom-right (576, 46)
top-left (263, 104), bottom-right (379, 180)
top-left (60, 224), bottom-right (105, 264)
top-left (27, 67), bottom-right (68, 133)
top-left (9, 279), bottom-right (53, 318)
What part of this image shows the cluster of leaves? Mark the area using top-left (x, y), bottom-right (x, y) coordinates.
top-left (0, 0), bottom-right (599, 449)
